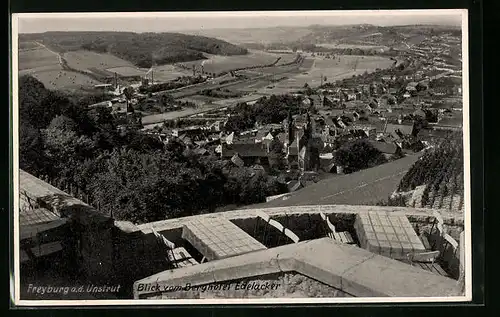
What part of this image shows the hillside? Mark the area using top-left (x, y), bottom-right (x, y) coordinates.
top-left (19, 32), bottom-right (248, 68)
top-left (296, 24), bottom-right (461, 47)
top-left (192, 24), bottom-right (461, 51)
top-left (383, 132), bottom-right (464, 212)
top-left (183, 26), bottom-right (313, 44)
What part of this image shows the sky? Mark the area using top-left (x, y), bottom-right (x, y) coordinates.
top-left (16, 10), bottom-right (464, 34)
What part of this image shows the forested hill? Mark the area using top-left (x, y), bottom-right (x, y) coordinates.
top-left (19, 31), bottom-right (248, 67)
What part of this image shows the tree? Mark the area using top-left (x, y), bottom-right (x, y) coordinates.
top-left (42, 126), bottom-right (96, 187)
top-left (334, 140), bottom-right (387, 173)
top-left (160, 93), bottom-right (175, 107)
top-left (48, 115), bottom-right (78, 132)
top-left (19, 123), bottom-right (48, 176)
top-left (268, 137), bottom-right (285, 171)
top-left (123, 87), bottom-right (134, 112)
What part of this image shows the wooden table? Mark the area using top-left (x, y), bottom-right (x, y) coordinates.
top-left (354, 211), bottom-right (426, 260)
top-left (182, 217), bottom-right (267, 261)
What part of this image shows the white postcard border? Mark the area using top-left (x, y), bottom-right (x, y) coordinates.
top-left (11, 9), bottom-right (473, 306)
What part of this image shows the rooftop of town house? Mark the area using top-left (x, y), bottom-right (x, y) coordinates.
top-left (435, 116), bottom-right (463, 127)
top-left (133, 237), bottom-right (460, 299)
top-left (220, 143), bottom-right (268, 158)
top-left (255, 129), bottom-right (271, 140)
top-left (384, 123), bottom-right (415, 136)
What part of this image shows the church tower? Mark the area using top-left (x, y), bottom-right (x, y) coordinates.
top-left (287, 110), bottom-right (294, 146)
top-left (299, 112), bottom-right (320, 172)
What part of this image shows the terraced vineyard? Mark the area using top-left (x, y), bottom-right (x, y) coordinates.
top-left (395, 133), bottom-right (464, 212)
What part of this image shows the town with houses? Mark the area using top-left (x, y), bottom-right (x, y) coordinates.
top-left (123, 31), bottom-right (464, 195)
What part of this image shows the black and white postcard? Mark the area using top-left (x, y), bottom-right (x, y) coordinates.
top-left (11, 9), bottom-right (471, 305)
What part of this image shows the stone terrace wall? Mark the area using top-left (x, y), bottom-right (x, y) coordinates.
top-left (136, 205), bottom-right (464, 235)
top-left (144, 271), bottom-right (353, 299)
top-left (134, 238), bottom-right (461, 299)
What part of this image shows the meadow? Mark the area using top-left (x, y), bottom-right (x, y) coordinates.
top-left (257, 55), bottom-right (393, 94)
top-left (316, 43), bottom-right (390, 51)
top-left (179, 50), bottom-right (297, 74)
top-left (18, 41), bottom-right (41, 50)
top-left (106, 66), bottom-right (145, 77)
top-left (18, 44), bottom-right (102, 90)
top-left (144, 64), bottom-right (192, 82)
top-left (30, 70), bottom-right (102, 90)
top-left (18, 46), bottom-right (60, 71)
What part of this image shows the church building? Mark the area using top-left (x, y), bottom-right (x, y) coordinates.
top-left (285, 111), bottom-right (321, 172)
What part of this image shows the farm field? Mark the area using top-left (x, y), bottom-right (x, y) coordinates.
top-left (64, 50), bottom-right (136, 72)
top-left (230, 79), bottom-right (276, 93)
top-left (19, 45), bottom-right (103, 90)
top-left (180, 50), bottom-right (297, 74)
top-left (141, 104), bottom-right (224, 125)
top-left (259, 55), bottom-right (393, 94)
top-left (30, 70), bottom-right (102, 90)
top-left (316, 43), bottom-right (390, 51)
top-left (19, 41), bottom-right (41, 51)
top-left (106, 66), bottom-right (145, 77)
top-left (18, 46), bottom-right (60, 71)
top-left (178, 96), bottom-right (222, 105)
top-left (145, 64), bottom-right (192, 82)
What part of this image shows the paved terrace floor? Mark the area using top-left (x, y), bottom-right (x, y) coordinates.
top-left (134, 238), bottom-right (461, 299)
top-left (182, 217), bottom-right (266, 261)
top-left (241, 153), bottom-right (423, 209)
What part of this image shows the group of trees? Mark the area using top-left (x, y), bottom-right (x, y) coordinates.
top-left (22, 32), bottom-right (248, 68)
top-left (200, 88), bottom-right (242, 99)
top-left (224, 95), bottom-right (310, 133)
top-left (139, 76), bottom-right (207, 94)
top-left (333, 140), bottom-right (388, 174)
top-left (19, 75), bottom-right (287, 224)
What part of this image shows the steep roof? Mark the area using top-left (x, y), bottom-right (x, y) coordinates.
top-left (255, 128), bottom-right (271, 140)
top-left (193, 148), bottom-right (209, 156)
top-left (221, 143), bottom-right (268, 158)
top-left (385, 123), bottom-right (414, 137)
top-left (324, 117), bottom-right (335, 127)
top-left (288, 139), bottom-right (299, 156)
top-left (287, 180), bottom-right (303, 192)
top-left (277, 132), bottom-right (288, 144)
top-left (436, 116), bottom-right (463, 127)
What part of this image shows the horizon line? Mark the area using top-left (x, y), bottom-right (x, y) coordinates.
top-left (18, 22), bottom-right (461, 35)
